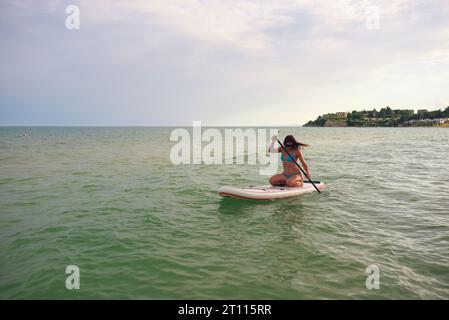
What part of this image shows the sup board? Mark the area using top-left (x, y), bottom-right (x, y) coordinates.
top-left (218, 181), bottom-right (326, 200)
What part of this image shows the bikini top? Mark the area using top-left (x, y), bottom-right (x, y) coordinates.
top-left (281, 152), bottom-right (296, 162)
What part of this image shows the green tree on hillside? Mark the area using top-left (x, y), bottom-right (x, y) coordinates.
top-left (304, 106), bottom-right (449, 127)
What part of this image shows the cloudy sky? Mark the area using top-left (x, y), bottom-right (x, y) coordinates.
top-left (1, 0), bottom-right (449, 125)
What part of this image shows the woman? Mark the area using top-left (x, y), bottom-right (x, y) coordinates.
top-left (268, 135), bottom-right (311, 187)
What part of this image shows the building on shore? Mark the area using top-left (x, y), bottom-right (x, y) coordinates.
top-left (417, 109), bottom-right (428, 115)
top-left (336, 112), bottom-right (348, 119)
top-left (323, 112), bottom-right (348, 120)
top-left (405, 118), bottom-right (448, 126)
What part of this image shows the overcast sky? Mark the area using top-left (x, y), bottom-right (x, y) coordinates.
top-left (1, 0), bottom-right (449, 126)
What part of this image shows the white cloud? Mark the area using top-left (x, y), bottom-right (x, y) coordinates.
top-left (5, 0), bottom-right (449, 53)
top-left (75, 0), bottom-right (447, 51)
top-left (75, 0), bottom-right (294, 52)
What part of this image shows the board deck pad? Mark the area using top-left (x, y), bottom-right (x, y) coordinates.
top-left (218, 181), bottom-right (326, 200)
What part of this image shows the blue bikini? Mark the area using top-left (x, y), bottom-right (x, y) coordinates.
top-left (281, 152), bottom-right (295, 162)
top-left (281, 152), bottom-right (301, 178)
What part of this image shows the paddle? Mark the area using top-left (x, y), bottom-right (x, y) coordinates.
top-left (277, 139), bottom-right (321, 193)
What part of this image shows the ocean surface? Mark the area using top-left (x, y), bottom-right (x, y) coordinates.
top-left (0, 127), bottom-right (448, 299)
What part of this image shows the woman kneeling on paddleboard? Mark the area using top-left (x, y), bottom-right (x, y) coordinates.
top-left (268, 135), bottom-right (311, 187)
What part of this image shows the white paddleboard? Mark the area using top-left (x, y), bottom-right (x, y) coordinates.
top-left (218, 181), bottom-right (326, 200)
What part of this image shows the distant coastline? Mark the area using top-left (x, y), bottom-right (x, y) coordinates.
top-left (304, 107), bottom-right (449, 127)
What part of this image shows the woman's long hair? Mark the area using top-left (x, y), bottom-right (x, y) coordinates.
top-left (283, 135), bottom-right (309, 149)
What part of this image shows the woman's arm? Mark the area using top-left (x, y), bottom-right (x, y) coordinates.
top-left (268, 135), bottom-right (280, 153)
top-left (297, 150), bottom-right (311, 178)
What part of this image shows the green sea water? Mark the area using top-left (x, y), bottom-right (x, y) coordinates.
top-left (0, 127), bottom-right (448, 299)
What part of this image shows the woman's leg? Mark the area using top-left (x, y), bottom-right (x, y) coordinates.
top-left (286, 175), bottom-right (303, 187)
top-left (269, 174), bottom-right (287, 186)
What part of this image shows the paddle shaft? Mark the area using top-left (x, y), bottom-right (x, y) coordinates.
top-left (277, 139), bottom-right (321, 193)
